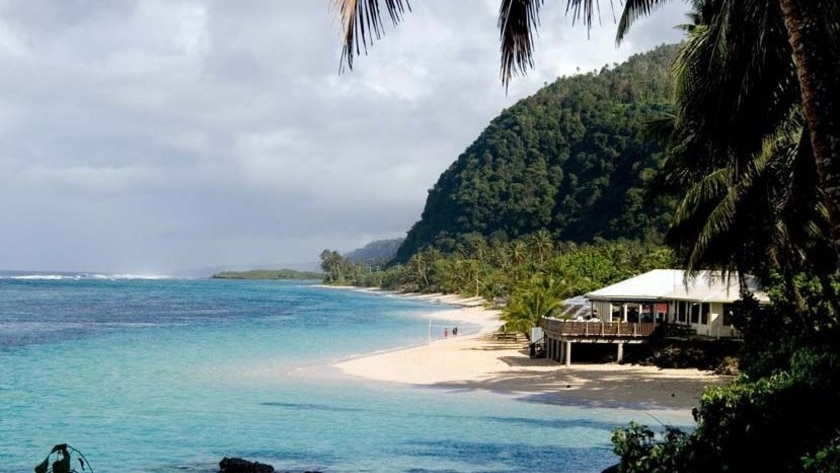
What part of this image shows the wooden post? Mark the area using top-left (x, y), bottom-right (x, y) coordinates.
top-left (617, 342), bottom-right (624, 363)
top-left (565, 341), bottom-right (572, 366)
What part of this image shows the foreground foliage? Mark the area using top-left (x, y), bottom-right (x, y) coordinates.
top-left (34, 444), bottom-right (92, 473)
top-left (613, 341), bottom-right (840, 473)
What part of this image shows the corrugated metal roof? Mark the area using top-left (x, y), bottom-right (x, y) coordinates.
top-left (586, 269), bottom-right (768, 303)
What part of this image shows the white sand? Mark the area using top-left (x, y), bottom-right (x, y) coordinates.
top-left (334, 296), bottom-right (732, 410)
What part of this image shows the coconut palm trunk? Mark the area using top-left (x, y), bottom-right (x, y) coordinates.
top-left (778, 0), bottom-right (840, 256)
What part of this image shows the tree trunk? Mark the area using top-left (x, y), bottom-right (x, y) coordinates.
top-left (779, 0), bottom-right (840, 259)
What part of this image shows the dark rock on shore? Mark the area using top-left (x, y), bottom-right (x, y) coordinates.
top-left (219, 457), bottom-right (274, 473)
top-left (218, 457), bottom-right (323, 473)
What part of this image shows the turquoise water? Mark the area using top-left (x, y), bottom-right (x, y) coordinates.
top-left (0, 276), bottom-right (688, 472)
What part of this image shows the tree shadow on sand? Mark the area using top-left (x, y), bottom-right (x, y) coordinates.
top-left (431, 357), bottom-right (729, 411)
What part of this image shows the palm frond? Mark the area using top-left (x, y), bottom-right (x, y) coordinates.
top-left (336, 0), bottom-right (411, 72)
top-left (643, 113), bottom-right (676, 143)
top-left (687, 185), bottom-right (739, 270)
top-left (498, 0), bottom-right (544, 89)
top-left (672, 167), bottom-right (730, 225)
top-left (616, 0), bottom-right (672, 43)
top-left (563, 0), bottom-right (606, 29)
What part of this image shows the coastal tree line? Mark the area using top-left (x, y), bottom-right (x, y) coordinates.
top-left (332, 0), bottom-right (840, 471)
top-left (322, 234), bottom-right (675, 336)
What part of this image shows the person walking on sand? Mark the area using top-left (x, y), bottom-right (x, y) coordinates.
top-left (444, 327), bottom-right (448, 338)
top-left (453, 326), bottom-right (458, 336)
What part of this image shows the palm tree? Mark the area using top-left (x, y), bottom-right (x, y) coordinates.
top-left (320, 249), bottom-right (346, 283)
top-left (406, 253), bottom-right (430, 290)
top-left (774, 0), bottom-right (840, 250)
top-left (449, 256), bottom-right (470, 293)
top-left (649, 0), bottom-right (834, 312)
top-left (510, 240), bottom-right (528, 268)
top-left (502, 274), bottom-right (564, 336)
top-left (528, 229), bottom-right (554, 267)
top-left (334, 0), bottom-right (840, 264)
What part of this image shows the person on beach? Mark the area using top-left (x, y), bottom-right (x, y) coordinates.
top-left (444, 327), bottom-right (448, 338)
top-left (453, 326), bottom-right (458, 336)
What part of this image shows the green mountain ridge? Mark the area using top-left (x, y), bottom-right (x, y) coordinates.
top-left (395, 44), bottom-right (678, 262)
top-left (343, 238), bottom-right (405, 266)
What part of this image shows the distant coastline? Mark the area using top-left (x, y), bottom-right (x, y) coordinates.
top-left (211, 269), bottom-right (323, 280)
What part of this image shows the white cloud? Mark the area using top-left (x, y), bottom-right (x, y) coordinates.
top-left (0, 0), bottom-right (690, 273)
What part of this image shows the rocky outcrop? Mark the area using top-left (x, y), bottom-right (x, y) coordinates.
top-left (218, 457), bottom-right (323, 473)
top-left (219, 457), bottom-right (274, 473)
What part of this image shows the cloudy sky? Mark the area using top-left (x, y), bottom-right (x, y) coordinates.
top-left (0, 0), bottom-right (689, 274)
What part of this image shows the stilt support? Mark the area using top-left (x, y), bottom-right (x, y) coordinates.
top-left (564, 341), bottom-right (572, 366)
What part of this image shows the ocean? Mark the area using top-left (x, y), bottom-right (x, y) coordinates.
top-left (0, 274), bottom-right (688, 472)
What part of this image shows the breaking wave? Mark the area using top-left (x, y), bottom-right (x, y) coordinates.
top-left (0, 271), bottom-right (172, 280)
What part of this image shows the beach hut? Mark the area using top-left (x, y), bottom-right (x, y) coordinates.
top-left (586, 269), bottom-right (768, 338)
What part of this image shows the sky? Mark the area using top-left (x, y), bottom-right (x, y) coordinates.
top-left (0, 0), bottom-right (690, 274)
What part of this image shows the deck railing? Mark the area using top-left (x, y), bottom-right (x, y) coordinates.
top-left (540, 318), bottom-right (656, 338)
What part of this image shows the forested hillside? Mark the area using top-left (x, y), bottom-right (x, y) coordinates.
top-left (395, 44), bottom-right (677, 262)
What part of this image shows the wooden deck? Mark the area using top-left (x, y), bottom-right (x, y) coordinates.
top-left (541, 318), bottom-right (656, 338)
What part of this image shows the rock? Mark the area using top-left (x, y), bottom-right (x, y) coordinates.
top-left (219, 457), bottom-right (275, 473)
top-left (601, 464), bottom-right (619, 473)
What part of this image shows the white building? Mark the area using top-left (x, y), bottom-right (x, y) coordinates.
top-left (585, 269), bottom-right (768, 338)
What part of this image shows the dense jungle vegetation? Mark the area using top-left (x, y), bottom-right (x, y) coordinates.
top-left (333, 0), bottom-right (840, 471)
top-left (394, 45), bottom-right (677, 262)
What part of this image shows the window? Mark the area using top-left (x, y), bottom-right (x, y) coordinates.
top-left (701, 303), bottom-right (710, 325)
top-left (691, 303), bottom-right (700, 324)
top-left (677, 302), bottom-right (687, 323)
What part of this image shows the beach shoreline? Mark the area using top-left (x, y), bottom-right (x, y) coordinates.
top-left (332, 292), bottom-right (733, 411)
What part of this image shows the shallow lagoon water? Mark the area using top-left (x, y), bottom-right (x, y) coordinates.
top-left (0, 277), bottom-right (689, 472)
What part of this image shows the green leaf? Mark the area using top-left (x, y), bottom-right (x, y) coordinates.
top-left (53, 454), bottom-right (70, 473)
top-left (34, 458), bottom-right (48, 473)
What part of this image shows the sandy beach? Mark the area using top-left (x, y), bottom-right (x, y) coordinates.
top-left (334, 295), bottom-right (732, 410)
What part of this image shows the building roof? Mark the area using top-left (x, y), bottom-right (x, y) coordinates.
top-left (586, 269), bottom-right (768, 303)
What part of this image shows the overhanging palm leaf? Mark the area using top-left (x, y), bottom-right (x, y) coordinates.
top-left (617, 0), bottom-right (674, 42)
top-left (498, 0), bottom-right (544, 88)
top-left (337, 0), bottom-right (623, 87)
top-left (335, 0), bottom-right (411, 71)
top-left (650, 0), bottom-right (829, 294)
